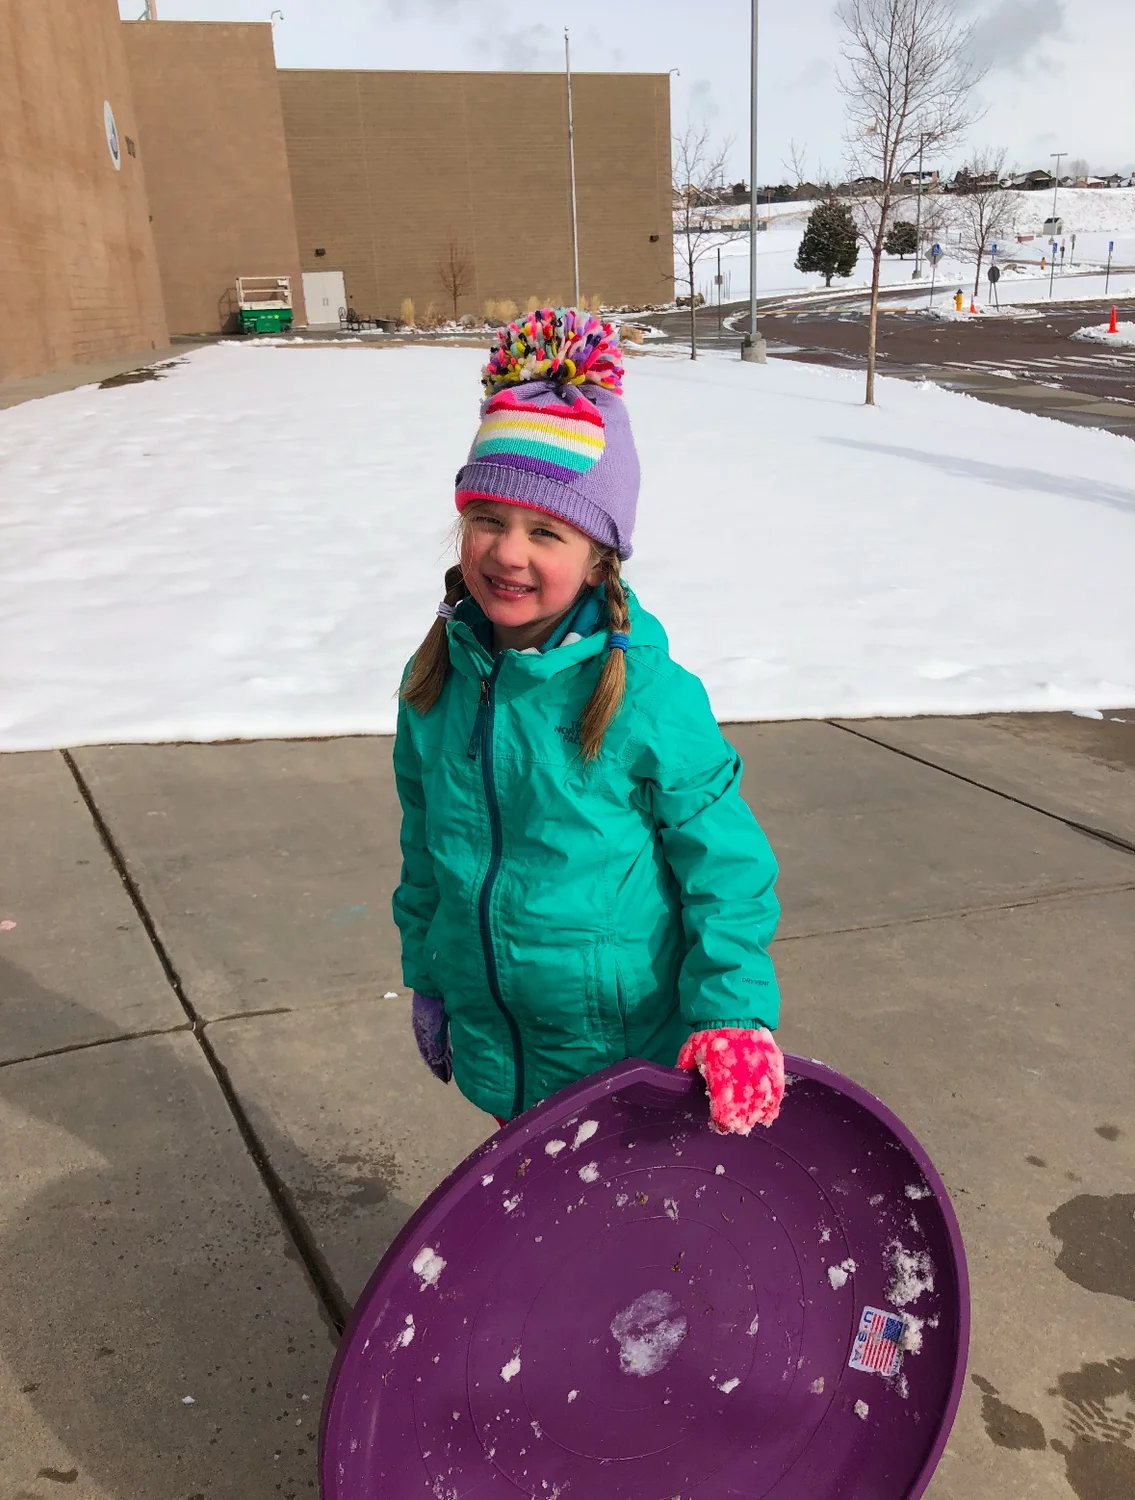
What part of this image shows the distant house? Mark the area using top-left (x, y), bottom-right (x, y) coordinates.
top-left (899, 167), bottom-right (939, 187)
top-left (949, 167), bottom-right (1001, 193)
top-left (791, 181), bottom-right (823, 201)
top-left (1019, 169), bottom-right (1056, 190)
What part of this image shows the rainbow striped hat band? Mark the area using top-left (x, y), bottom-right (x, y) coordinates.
top-left (455, 308), bottom-right (639, 559)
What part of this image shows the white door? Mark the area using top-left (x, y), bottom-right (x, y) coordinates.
top-left (302, 270), bottom-right (347, 327)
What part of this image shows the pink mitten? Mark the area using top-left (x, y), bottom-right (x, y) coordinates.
top-left (677, 1027), bottom-right (785, 1134)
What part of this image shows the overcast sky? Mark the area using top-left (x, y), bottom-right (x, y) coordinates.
top-left (121, 0), bottom-right (1133, 180)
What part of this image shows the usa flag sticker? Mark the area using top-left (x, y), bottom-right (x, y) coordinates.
top-left (849, 1306), bottom-right (904, 1377)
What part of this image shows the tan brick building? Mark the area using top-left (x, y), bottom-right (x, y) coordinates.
top-left (278, 70), bottom-right (673, 322)
top-left (2, 11), bottom-right (671, 375)
top-left (0, 0), bottom-right (167, 385)
top-left (122, 21), bottom-right (305, 334)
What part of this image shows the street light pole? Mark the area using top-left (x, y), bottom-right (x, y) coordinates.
top-left (565, 28), bottom-right (581, 307)
top-left (1049, 150), bottom-right (1066, 230)
top-left (742, 0), bottom-right (766, 362)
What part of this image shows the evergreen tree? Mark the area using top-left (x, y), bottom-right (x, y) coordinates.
top-left (794, 199), bottom-right (859, 286)
top-left (884, 219), bottom-right (919, 259)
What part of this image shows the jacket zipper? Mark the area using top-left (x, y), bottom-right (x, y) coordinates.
top-left (470, 662), bottom-right (525, 1117)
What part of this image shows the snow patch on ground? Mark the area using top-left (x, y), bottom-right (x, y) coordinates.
top-left (2, 343), bottom-right (1133, 751)
top-left (1072, 321), bottom-right (1135, 347)
top-left (610, 1291), bottom-right (688, 1377)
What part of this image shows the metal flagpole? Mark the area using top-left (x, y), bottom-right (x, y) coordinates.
top-left (741, 0), bottom-right (766, 361)
top-left (565, 29), bottom-right (581, 307)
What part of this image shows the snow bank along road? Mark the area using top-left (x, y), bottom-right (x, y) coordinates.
top-left (1, 342), bottom-right (1132, 752)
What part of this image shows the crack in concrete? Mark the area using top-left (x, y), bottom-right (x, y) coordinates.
top-left (828, 720), bottom-right (1135, 858)
top-left (776, 878), bottom-right (1135, 944)
top-left (0, 1022), bottom-right (191, 1071)
top-left (59, 750), bottom-right (350, 1334)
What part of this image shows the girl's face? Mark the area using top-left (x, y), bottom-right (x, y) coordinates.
top-left (461, 500), bottom-right (603, 652)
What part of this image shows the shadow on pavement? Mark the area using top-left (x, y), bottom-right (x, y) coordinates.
top-left (0, 955), bottom-right (398, 1500)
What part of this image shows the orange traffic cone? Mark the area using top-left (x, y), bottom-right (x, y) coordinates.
top-left (969, 297), bottom-right (977, 314)
top-left (1109, 305), bottom-right (1119, 334)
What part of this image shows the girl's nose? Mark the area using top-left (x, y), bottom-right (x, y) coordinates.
top-left (491, 525), bottom-right (530, 569)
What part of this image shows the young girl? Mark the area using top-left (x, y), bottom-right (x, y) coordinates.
top-left (393, 308), bottom-right (784, 1135)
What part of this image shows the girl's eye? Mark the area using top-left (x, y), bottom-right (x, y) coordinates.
top-left (533, 527), bottom-right (563, 541)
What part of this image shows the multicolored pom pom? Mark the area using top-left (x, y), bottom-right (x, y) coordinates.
top-left (482, 307), bottom-right (624, 397)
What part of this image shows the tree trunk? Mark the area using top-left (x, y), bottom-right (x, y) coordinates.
top-left (865, 237), bottom-right (883, 406)
top-left (688, 250), bottom-right (698, 360)
top-left (972, 246), bottom-right (984, 300)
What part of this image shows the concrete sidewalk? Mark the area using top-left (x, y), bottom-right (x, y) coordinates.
top-left (2, 712), bottom-right (1132, 1499)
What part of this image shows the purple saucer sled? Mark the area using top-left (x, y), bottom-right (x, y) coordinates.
top-left (320, 1057), bottom-right (969, 1499)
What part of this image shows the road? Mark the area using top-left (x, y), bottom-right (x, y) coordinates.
top-left (654, 284), bottom-right (1135, 439)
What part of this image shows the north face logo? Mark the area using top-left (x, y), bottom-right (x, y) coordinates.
top-left (555, 720), bottom-right (582, 746)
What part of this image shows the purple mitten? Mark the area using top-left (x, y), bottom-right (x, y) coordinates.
top-left (412, 992), bottom-right (452, 1083)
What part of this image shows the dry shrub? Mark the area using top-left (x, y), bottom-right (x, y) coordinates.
top-left (588, 293), bottom-right (604, 313)
top-left (400, 297), bottom-right (415, 327)
top-left (422, 302), bottom-right (443, 329)
top-left (525, 295), bottom-right (542, 313)
top-left (620, 324), bottom-right (645, 345)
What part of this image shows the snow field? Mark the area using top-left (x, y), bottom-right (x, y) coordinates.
top-left (0, 341), bottom-right (1132, 752)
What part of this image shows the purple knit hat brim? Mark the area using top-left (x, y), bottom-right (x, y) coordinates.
top-left (455, 378), bottom-right (639, 560)
top-left (456, 462), bottom-right (623, 556)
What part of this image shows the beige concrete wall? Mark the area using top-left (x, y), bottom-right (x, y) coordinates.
top-left (278, 70), bottom-right (673, 320)
top-left (122, 21), bottom-right (306, 333)
top-left (0, 0), bottom-right (167, 385)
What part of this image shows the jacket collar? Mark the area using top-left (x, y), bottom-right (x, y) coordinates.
top-left (446, 585), bottom-right (660, 701)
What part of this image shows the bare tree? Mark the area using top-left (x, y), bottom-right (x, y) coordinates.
top-left (1068, 156), bottom-right (1090, 184)
top-left (952, 147), bottom-right (1018, 297)
top-left (837, 0), bottom-right (982, 403)
top-left (437, 238), bottom-right (475, 323)
top-left (672, 124), bottom-right (746, 360)
top-left (783, 138), bottom-right (810, 187)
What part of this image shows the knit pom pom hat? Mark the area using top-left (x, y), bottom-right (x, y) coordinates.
top-left (455, 307), bottom-right (640, 559)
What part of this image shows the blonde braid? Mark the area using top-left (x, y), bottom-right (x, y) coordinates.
top-left (401, 562), bottom-right (469, 715)
top-left (579, 551), bottom-right (629, 761)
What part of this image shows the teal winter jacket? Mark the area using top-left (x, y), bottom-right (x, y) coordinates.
top-left (392, 588), bottom-right (780, 1120)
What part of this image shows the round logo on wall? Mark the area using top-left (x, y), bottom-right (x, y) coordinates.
top-left (104, 100), bottom-right (121, 170)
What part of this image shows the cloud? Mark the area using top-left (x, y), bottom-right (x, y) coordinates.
top-left (687, 78), bottom-right (719, 120)
top-left (965, 0), bottom-right (1066, 74)
top-left (471, 21), bottom-right (560, 70)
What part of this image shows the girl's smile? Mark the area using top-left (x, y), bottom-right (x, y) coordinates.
top-left (462, 500), bottom-right (603, 651)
